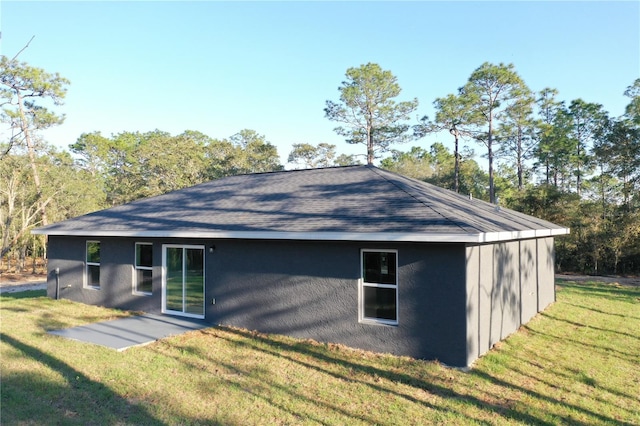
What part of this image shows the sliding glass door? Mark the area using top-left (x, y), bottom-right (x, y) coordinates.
top-left (163, 245), bottom-right (204, 318)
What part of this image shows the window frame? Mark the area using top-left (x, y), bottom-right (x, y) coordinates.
top-left (359, 249), bottom-right (399, 326)
top-left (85, 240), bottom-right (101, 290)
top-left (133, 242), bottom-right (153, 295)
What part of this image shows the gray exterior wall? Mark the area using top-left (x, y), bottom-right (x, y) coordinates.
top-left (47, 236), bottom-right (470, 366)
top-left (47, 235), bottom-right (555, 367)
top-left (464, 237), bottom-right (556, 366)
top-left (537, 237), bottom-right (556, 310)
top-left (47, 236), bottom-right (163, 313)
top-left (520, 239), bottom-right (539, 325)
top-left (207, 240), bottom-right (469, 366)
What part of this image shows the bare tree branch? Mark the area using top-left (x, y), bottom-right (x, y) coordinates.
top-left (10, 35), bottom-right (35, 61)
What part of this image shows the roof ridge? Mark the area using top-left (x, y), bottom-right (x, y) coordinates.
top-left (367, 166), bottom-right (472, 234)
top-left (235, 164), bottom-right (364, 178)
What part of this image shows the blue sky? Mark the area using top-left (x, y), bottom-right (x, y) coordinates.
top-left (1, 1), bottom-right (638, 166)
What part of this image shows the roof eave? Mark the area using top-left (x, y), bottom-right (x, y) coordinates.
top-left (31, 227), bottom-right (570, 243)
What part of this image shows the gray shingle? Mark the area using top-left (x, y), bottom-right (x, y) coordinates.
top-left (33, 165), bottom-right (569, 242)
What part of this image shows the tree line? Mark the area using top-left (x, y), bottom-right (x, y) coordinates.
top-left (1, 55), bottom-right (639, 274)
top-left (351, 62), bottom-right (639, 275)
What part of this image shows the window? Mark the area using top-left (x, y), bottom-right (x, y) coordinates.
top-left (86, 241), bottom-right (100, 289)
top-left (360, 250), bottom-right (398, 325)
top-left (134, 243), bottom-right (153, 295)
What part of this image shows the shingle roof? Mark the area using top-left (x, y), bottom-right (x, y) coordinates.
top-left (33, 165), bottom-right (569, 243)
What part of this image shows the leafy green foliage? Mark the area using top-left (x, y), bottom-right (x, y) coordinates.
top-left (0, 144), bottom-right (104, 260)
top-left (383, 127), bottom-right (639, 274)
top-left (380, 146), bottom-right (434, 181)
top-left (1, 54), bottom-right (71, 237)
top-left (0, 55), bottom-right (69, 149)
top-left (414, 94), bottom-right (476, 192)
top-left (381, 143), bottom-right (490, 200)
top-left (495, 86), bottom-right (536, 189)
top-left (70, 129), bottom-right (283, 206)
top-left (566, 99), bottom-right (608, 195)
top-left (458, 62), bottom-right (530, 203)
top-left (623, 78), bottom-right (640, 124)
top-left (226, 129), bottom-right (283, 175)
top-left (533, 88), bottom-right (574, 187)
top-left (398, 66), bottom-right (640, 273)
top-left (325, 63), bottom-right (418, 164)
top-left (593, 120), bottom-right (640, 208)
top-left (288, 142), bottom-right (338, 169)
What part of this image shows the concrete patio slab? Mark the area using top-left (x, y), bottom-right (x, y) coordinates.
top-left (48, 314), bottom-right (209, 351)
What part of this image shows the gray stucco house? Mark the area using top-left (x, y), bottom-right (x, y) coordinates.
top-left (33, 165), bottom-right (568, 367)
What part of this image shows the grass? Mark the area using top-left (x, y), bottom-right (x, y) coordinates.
top-left (1, 280), bottom-right (639, 425)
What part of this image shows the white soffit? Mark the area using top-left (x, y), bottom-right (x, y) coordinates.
top-left (32, 227), bottom-right (570, 243)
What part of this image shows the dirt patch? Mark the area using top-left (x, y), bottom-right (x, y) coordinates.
top-left (0, 272), bottom-right (47, 283)
top-left (0, 271), bottom-right (47, 293)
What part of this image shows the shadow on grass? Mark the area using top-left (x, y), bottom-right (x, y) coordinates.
top-left (0, 333), bottom-right (164, 425)
top-left (0, 291), bottom-right (50, 315)
top-left (541, 311), bottom-right (639, 340)
top-left (506, 350), bottom-right (638, 414)
top-left (153, 337), bottom-right (397, 425)
top-left (468, 368), bottom-right (637, 426)
top-left (205, 327), bottom-right (558, 425)
top-left (202, 349), bottom-right (383, 425)
top-left (563, 301), bottom-right (640, 321)
top-left (215, 326), bottom-right (632, 425)
top-left (523, 323), bottom-right (637, 364)
top-left (556, 280), bottom-right (640, 301)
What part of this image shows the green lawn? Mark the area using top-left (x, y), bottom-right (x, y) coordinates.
top-left (1, 280), bottom-right (639, 425)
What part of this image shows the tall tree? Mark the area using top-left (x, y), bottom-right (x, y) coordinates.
top-left (0, 144), bottom-right (104, 260)
top-left (534, 88), bottom-right (571, 186)
top-left (567, 99), bottom-right (607, 196)
top-left (324, 63), bottom-right (418, 164)
top-left (1, 55), bottom-right (70, 226)
top-left (0, 152), bottom-right (38, 259)
top-left (458, 62), bottom-right (529, 203)
top-left (620, 78), bottom-right (640, 207)
top-left (496, 87), bottom-right (536, 190)
top-left (593, 118), bottom-right (640, 209)
top-left (415, 94), bottom-right (474, 193)
top-left (623, 78), bottom-right (640, 125)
